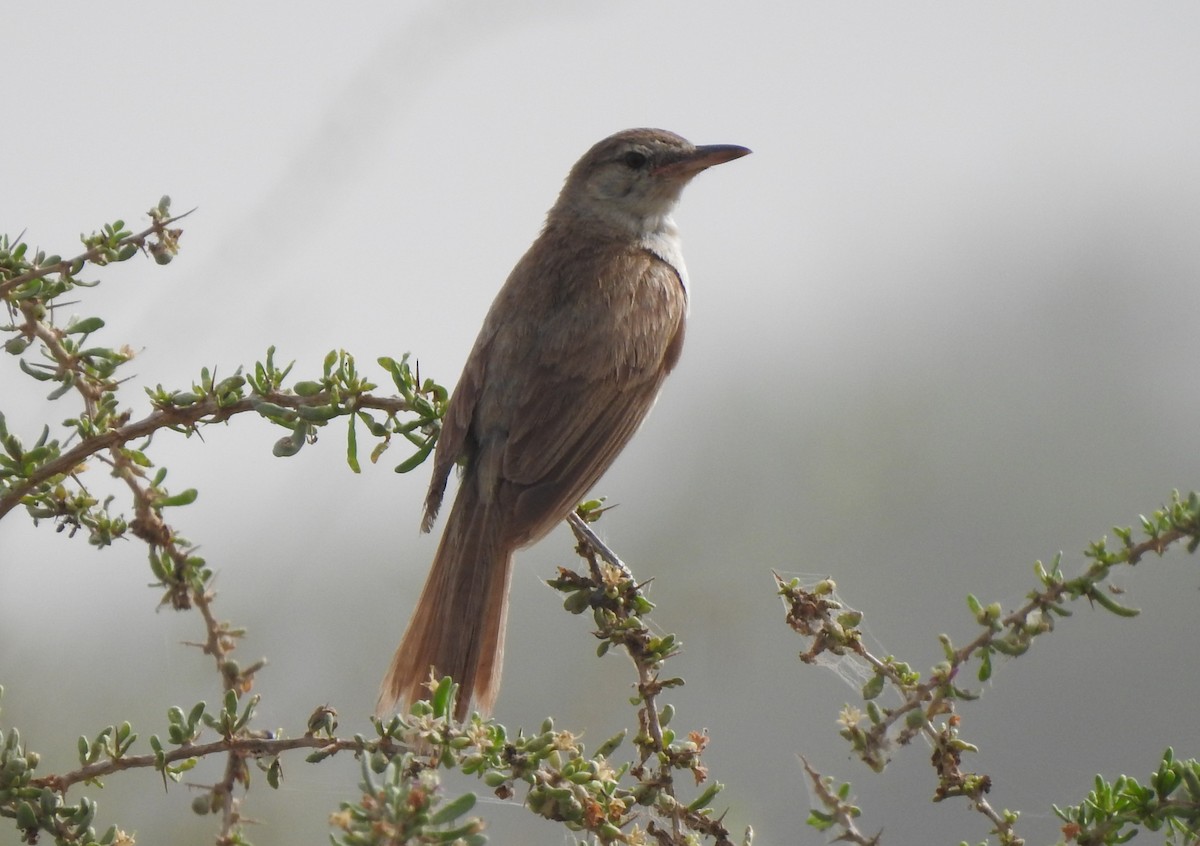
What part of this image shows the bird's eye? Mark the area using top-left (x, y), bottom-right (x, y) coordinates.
top-left (622, 150), bottom-right (649, 170)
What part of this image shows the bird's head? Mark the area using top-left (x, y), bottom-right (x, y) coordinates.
top-left (552, 128), bottom-right (750, 235)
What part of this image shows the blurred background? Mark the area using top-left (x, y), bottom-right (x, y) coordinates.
top-left (3, 2), bottom-right (1199, 843)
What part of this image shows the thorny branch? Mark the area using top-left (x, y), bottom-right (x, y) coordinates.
top-left (32, 734), bottom-right (365, 796)
top-left (0, 210), bottom-right (192, 298)
top-left (566, 512), bottom-right (735, 846)
top-left (3, 201), bottom-right (745, 846)
top-left (783, 493), bottom-right (1200, 846)
top-left (0, 391), bottom-right (413, 520)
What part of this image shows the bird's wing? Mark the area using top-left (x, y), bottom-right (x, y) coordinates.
top-left (422, 337), bottom-right (485, 532)
top-left (490, 254), bottom-right (687, 544)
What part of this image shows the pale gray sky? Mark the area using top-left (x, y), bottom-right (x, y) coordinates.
top-left (4, 3), bottom-right (1200, 844)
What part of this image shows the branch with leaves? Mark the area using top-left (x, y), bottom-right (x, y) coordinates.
top-left (1, 200), bottom-right (446, 845)
top-left (5, 200), bottom-right (1198, 846)
top-left (0, 519), bottom-right (745, 846)
top-left (1, 202), bottom-right (744, 846)
top-left (785, 492), bottom-right (1200, 846)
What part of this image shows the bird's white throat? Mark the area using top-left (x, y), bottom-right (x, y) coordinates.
top-left (640, 215), bottom-right (690, 300)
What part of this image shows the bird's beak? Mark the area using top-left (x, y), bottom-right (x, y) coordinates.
top-left (654, 143), bottom-right (752, 179)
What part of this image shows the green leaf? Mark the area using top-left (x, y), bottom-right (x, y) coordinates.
top-left (167, 757), bottom-right (197, 778)
top-left (266, 757), bottom-right (282, 789)
top-left (124, 449), bottom-right (152, 467)
top-left (66, 316), bottom-right (105, 335)
top-left (295, 404), bottom-right (340, 422)
top-left (978, 647), bottom-right (993, 681)
top-left (252, 400), bottom-right (294, 420)
top-left (346, 414), bottom-right (361, 473)
top-left (434, 825), bottom-right (484, 844)
top-left (430, 677), bottom-right (455, 719)
top-left (965, 593), bottom-right (982, 617)
top-left (18, 358), bottom-right (55, 381)
top-left (428, 792), bottom-right (477, 826)
top-left (357, 411), bottom-right (386, 437)
top-left (807, 810), bottom-right (835, 831)
top-left (15, 801), bottom-right (38, 830)
top-left (293, 380), bottom-right (324, 397)
top-left (594, 729), bottom-right (626, 758)
top-left (46, 377), bottom-right (76, 400)
top-left (1090, 588), bottom-right (1140, 618)
top-left (687, 781), bottom-right (723, 811)
top-left (159, 488), bottom-right (198, 508)
top-left (861, 673), bottom-right (885, 701)
top-left (394, 441), bottom-right (434, 474)
top-left (273, 424), bottom-right (307, 457)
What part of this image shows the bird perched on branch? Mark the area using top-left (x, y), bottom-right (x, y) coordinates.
top-left (378, 128), bottom-right (750, 720)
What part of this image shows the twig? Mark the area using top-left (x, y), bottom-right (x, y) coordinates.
top-left (565, 518), bottom-right (735, 846)
top-left (567, 510), bottom-right (634, 579)
top-left (0, 210), bottom-right (194, 298)
top-left (800, 757), bottom-right (879, 846)
top-left (780, 496), bottom-right (1200, 846)
top-left (32, 734), bottom-right (364, 795)
top-left (0, 392), bottom-right (412, 519)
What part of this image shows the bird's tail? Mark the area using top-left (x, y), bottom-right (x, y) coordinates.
top-left (377, 485), bottom-right (513, 721)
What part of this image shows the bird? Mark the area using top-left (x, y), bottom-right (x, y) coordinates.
top-left (377, 128), bottom-right (750, 720)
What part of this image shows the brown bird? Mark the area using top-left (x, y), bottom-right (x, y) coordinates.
top-left (377, 128), bottom-right (750, 720)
